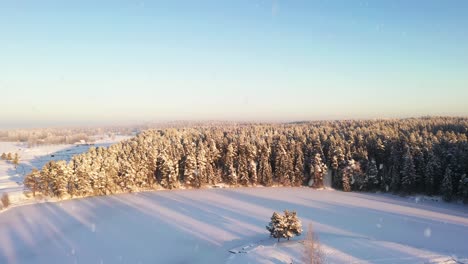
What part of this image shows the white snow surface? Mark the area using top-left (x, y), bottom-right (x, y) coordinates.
top-left (0, 187), bottom-right (467, 264)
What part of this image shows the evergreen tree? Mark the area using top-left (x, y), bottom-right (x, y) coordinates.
top-left (366, 158), bottom-right (379, 190)
top-left (424, 152), bottom-right (440, 195)
top-left (183, 144), bottom-right (197, 187)
top-left (225, 143), bottom-right (237, 185)
top-left (196, 142), bottom-right (208, 187)
top-left (266, 212), bottom-right (287, 242)
top-left (310, 153), bottom-right (327, 188)
top-left (458, 174), bottom-right (468, 204)
top-left (292, 143), bottom-right (305, 186)
top-left (258, 143), bottom-right (273, 186)
top-left (400, 148), bottom-right (416, 193)
top-left (284, 210), bottom-right (302, 240)
top-left (441, 167), bottom-right (453, 201)
top-left (24, 168), bottom-right (41, 197)
top-left (341, 164), bottom-right (352, 192)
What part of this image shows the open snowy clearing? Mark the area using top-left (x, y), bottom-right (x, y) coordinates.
top-left (0, 187), bottom-right (467, 264)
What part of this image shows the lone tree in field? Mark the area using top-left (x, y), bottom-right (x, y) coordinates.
top-left (267, 210), bottom-right (302, 242)
top-left (267, 212), bottom-right (287, 242)
top-left (284, 210), bottom-right (302, 240)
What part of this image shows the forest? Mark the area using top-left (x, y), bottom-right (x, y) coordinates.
top-left (24, 117), bottom-right (468, 203)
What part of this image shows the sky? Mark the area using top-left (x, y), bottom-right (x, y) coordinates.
top-left (1, 0), bottom-right (468, 128)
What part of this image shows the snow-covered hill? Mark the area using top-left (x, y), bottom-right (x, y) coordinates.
top-left (0, 187), bottom-right (467, 264)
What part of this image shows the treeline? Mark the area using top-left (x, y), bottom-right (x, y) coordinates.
top-left (24, 117), bottom-right (468, 202)
top-left (0, 127), bottom-right (136, 146)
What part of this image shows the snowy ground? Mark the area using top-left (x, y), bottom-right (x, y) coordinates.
top-left (0, 136), bottom-right (131, 203)
top-left (0, 187), bottom-right (467, 264)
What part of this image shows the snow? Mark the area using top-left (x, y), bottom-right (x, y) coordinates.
top-left (0, 136), bottom-right (131, 203)
top-left (0, 187), bottom-right (467, 264)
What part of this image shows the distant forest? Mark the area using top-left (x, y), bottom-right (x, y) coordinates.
top-left (24, 117), bottom-right (468, 203)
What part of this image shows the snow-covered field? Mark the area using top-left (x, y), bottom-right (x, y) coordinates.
top-left (0, 136), bottom-right (131, 203)
top-left (0, 187), bottom-right (467, 264)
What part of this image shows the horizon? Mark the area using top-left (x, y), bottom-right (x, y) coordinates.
top-left (1, 0), bottom-right (468, 127)
top-left (1, 115), bottom-right (466, 130)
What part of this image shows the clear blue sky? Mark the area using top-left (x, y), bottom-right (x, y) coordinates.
top-left (1, 0), bottom-right (467, 127)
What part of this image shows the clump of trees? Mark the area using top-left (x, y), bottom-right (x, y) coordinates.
top-left (22, 117), bottom-right (468, 202)
top-left (1, 193), bottom-right (10, 209)
top-left (1, 152), bottom-right (20, 168)
top-left (266, 210), bottom-right (303, 242)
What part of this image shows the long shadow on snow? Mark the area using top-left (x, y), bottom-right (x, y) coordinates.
top-left (216, 188), bottom-right (468, 261)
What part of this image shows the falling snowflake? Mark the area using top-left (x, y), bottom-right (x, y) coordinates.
top-left (424, 228), bottom-right (431, 237)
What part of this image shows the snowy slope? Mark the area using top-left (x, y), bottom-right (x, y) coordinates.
top-left (0, 187), bottom-right (467, 264)
top-left (0, 136), bottom-right (130, 203)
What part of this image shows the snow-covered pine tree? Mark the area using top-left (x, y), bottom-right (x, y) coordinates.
top-left (400, 148), bottom-right (416, 194)
top-left (183, 143), bottom-right (197, 187)
top-left (413, 147), bottom-right (425, 192)
top-left (310, 153), bottom-right (327, 188)
top-left (458, 174), bottom-right (468, 204)
top-left (341, 163), bottom-right (352, 192)
top-left (246, 143), bottom-right (258, 185)
top-left (258, 142), bottom-right (273, 186)
top-left (196, 142), bottom-right (208, 187)
top-left (266, 212), bottom-right (287, 242)
top-left (292, 143), bottom-right (305, 186)
top-left (366, 158), bottom-right (379, 190)
top-left (424, 152), bottom-right (440, 195)
top-left (441, 167), bottom-right (453, 201)
top-left (225, 143), bottom-right (237, 185)
top-left (55, 160), bottom-right (71, 198)
top-left (284, 210), bottom-right (302, 240)
top-left (237, 143), bottom-right (250, 186)
top-left (275, 143), bottom-right (293, 186)
top-left (24, 168), bottom-right (41, 197)
top-left (207, 139), bottom-right (221, 184)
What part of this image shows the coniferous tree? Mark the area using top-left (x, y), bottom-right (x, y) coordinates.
top-left (196, 142), bottom-right (208, 187)
top-left (284, 210), bottom-right (302, 241)
top-left (458, 174), bottom-right (468, 204)
top-left (310, 153), bottom-right (327, 188)
top-left (366, 158), bottom-right (379, 191)
top-left (24, 168), bottom-right (41, 197)
top-left (266, 212), bottom-right (287, 242)
top-left (424, 152), bottom-right (440, 195)
top-left (225, 143), bottom-right (237, 185)
top-left (341, 163), bottom-right (352, 192)
top-left (258, 143), bottom-right (273, 186)
top-left (183, 144), bottom-right (197, 187)
top-left (442, 167), bottom-right (453, 201)
top-left (401, 148), bottom-right (416, 193)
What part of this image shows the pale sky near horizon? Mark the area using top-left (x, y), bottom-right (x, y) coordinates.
top-left (1, 0), bottom-right (467, 128)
